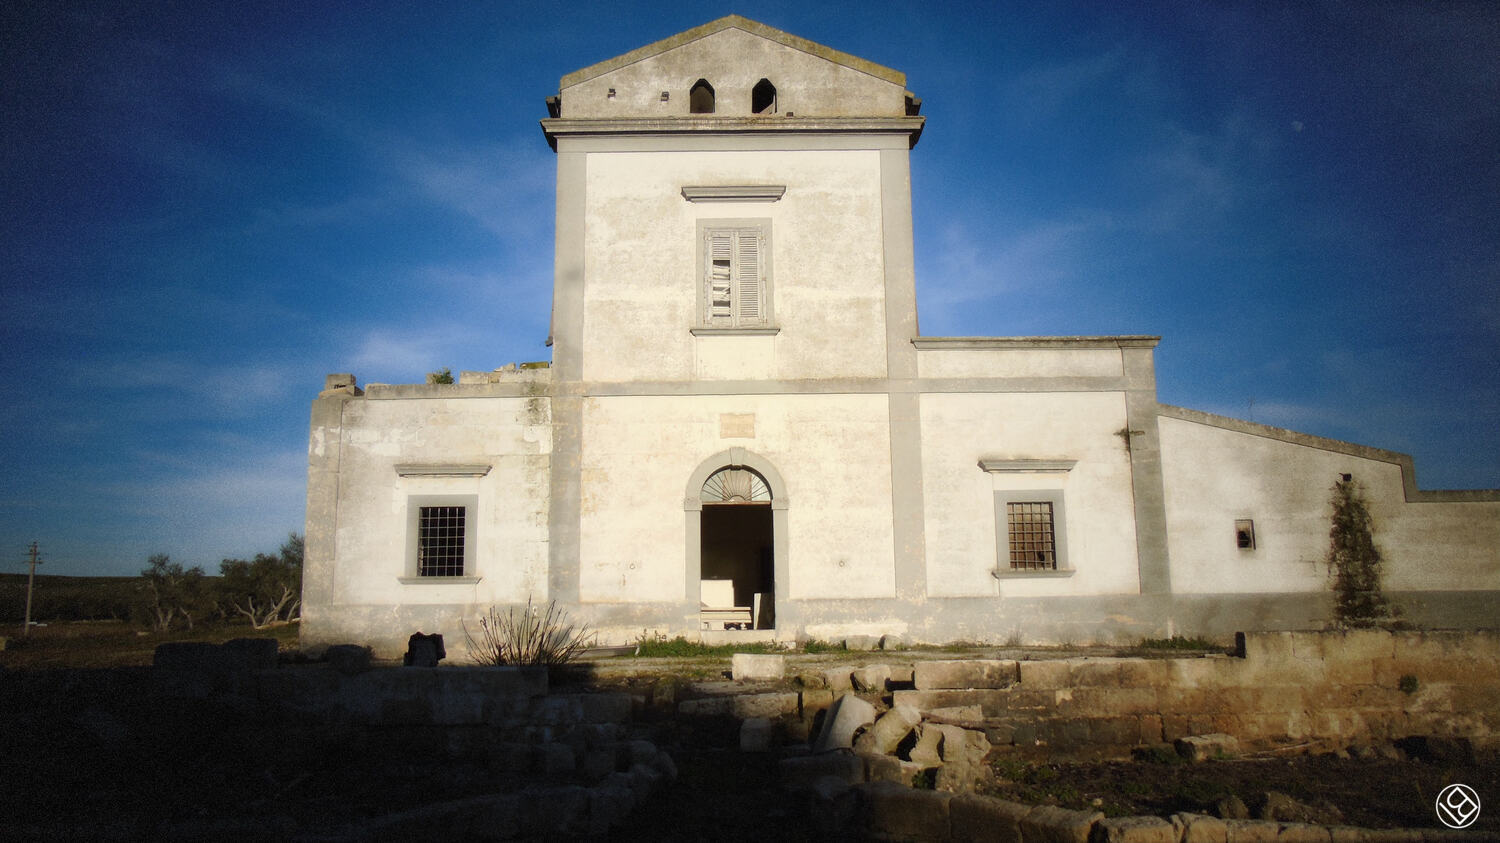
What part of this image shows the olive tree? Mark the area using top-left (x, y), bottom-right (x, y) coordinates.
top-left (219, 533), bottom-right (303, 629)
top-left (139, 554), bottom-right (210, 631)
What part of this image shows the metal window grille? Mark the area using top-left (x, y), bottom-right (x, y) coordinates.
top-left (1007, 501), bottom-right (1057, 570)
top-left (417, 505), bottom-right (465, 577)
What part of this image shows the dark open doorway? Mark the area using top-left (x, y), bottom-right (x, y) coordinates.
top-left (700, 503), bottom-right (774, 629)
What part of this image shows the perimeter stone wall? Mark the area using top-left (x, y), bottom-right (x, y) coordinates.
top-left (885, 630), bottom-right (1500, 754)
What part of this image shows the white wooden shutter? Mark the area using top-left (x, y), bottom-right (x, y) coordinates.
top-left (733, 229), bottom-right (762, 325)
top-left (706, 231), bottom-right (733, 324)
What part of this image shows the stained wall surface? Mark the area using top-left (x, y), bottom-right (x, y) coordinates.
top-left (1160, 410), bottom-right (1500, 596)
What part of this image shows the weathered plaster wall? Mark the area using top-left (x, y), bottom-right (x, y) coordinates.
top-left (915, 347), bottom-right (1123, 380)
top-left (919, 391), bottom-right (1140, 598)
top-left (559, 25), bottom-right (907, 119)
top-left (304, 387), bottom-right (552, 642)
top-left (1159, 411), bottom-right (1500, 595)
top-left (581, 148), bottom-right (888, 382)
top-left (576, 393), bottom-right (896, 604)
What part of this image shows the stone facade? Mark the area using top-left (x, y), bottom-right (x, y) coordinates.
top-left (302, 16), bottom-right (1499, 657)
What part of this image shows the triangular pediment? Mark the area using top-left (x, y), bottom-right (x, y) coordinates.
top-left (561, 15), bottom-right (904, 88)
top-left (553, 16), bottom-right (913, 120)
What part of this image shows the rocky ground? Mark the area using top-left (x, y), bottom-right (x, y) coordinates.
top-left (982, 749), bottom-right (1497, 835)
top-left (2, 633), bottom-right (1493, 840)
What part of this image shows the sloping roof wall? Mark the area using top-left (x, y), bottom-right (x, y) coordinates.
top-left (555, 15), bottom-right (910, 119)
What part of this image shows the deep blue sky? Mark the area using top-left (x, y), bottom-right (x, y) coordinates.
top-left (3, 1), bottom-right (1496, 577)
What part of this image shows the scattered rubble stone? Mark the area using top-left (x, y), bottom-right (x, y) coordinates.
top-left (779, 749), bottom-right (864, 788)
top-left (850, 663), bottom-right (891, 692)
top-left (906, 724), bottom-right (944, 767)
top-left (1257, 791), bottom-right (1344, 825)
top-left (740, 717), bottom-right (773, 752)
top-left (812, 693), bottom-right (876, 754)
top-left (1175, 732), bottom-right (1240, 762)
top-left (1216, 794), bottom-right (1250, 820)
top-left (731, 653), bottom-right (785, 681)
top-left (1173, 812), bottom-right (1230, 843)
top-left (1093, 815), bottom-right (1179, 843)
top-left (861, 704), bottom-right (921, 755)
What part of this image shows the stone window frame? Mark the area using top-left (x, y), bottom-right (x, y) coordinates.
top-left (394, 464), bottom-right (488, 585)
top-left (980, 459), bottom-right (1076, 579)
top-left (690, 217), bottom-right (778, 335)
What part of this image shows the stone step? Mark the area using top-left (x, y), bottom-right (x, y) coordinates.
top-left (913, 659), bottom-right (1019, 690)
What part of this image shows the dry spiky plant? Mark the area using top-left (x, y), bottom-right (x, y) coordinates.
top-left (463, 598), bottom-right (595, 666)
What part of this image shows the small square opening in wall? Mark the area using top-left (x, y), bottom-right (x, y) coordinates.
top-left (1235, 519), bottom-right (1256, 550)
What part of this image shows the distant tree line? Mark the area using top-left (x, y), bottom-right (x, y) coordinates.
top-left (136, 534), bottom-right (304, 631)
top-left (0, 574), bottom-right (139, 623)
top-left (2, 534), bottom-right (305, 629)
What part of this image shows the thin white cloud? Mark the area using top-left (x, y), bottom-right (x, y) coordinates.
top-left (1128, 116), bottom-right (1257, 232)
top-left (920, 213), bottom-right (1109, 326)
top-left (347, 328), bottom-right (449, 375)
top-left (1004, 47), bottom-right (1128, 125)
top-left (379, 135), bottom-right (555, 243)
top-left (65, 355), bottom-right (302, 418)
top-left (102, 447), bottom-right (309, 569)
top-left (213, 63), bottom-right (555, 248)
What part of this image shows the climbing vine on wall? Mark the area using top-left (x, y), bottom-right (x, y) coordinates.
top-left (1327, 476), bottom-right (1395, 628)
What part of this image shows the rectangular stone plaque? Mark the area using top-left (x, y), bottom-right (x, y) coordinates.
top-left (719, 413), bottom-right (755, 439)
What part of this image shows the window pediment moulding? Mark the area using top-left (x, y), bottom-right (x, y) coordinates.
top-left (394, 464), bottom-right (492, 477)
top-left (681, 185), bottom-right (786, 203)
top-left (978, 459), bottom-right (1077, 474)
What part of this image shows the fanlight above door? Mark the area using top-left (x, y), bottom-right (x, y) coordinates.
top-left (701, 467), bottom-right (771, 503)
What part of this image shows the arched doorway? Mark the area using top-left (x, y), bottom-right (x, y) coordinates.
top-left (684, 449), bottom-right (788, 631)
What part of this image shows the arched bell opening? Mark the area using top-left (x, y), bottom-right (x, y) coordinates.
top-left (752, 78), bottom-right (777, 114)
top-left (689, 79), bottom-right (715, 114)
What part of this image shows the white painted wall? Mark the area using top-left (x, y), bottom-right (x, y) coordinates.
top-left (324, 394), bottom-right (552, 608)
top-left (1160, 414), bottom-right (1500, 594)
top-left (576, 393), bottom-right (895, 603)
top-left (581, 148), bottom-right (888, 383)
top-left (919, 391), bottom-right (1140, 597)
top-left (916, 348), bottom-right (1124, 380)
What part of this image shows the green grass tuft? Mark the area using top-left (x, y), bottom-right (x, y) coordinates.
top-left (631, 636), bottom-right (781, 658)
top-left (1137, 635), bottom-right (1218, 650)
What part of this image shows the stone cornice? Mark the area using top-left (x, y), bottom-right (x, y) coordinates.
top-left (542, 116), bottom-right (924, 149)
top-left (913, 336), bottom-right (1161, 350)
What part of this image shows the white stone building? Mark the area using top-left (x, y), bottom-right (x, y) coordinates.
top-left (302, 16), bottom-right (1499, 656)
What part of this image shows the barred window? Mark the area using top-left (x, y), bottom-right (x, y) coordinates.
top-left (417, 505), bottom-right (466, 577)
top-left (1007, 501), bottom-right (1057, 570)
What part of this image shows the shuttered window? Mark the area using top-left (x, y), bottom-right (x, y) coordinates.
top-left (700, 224), bottom-right (769, 328)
